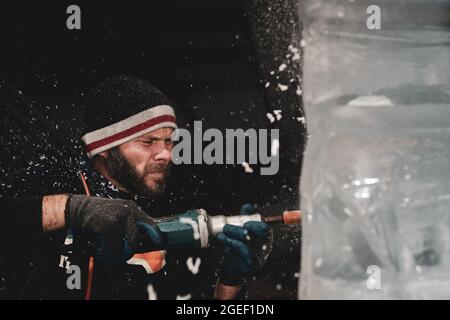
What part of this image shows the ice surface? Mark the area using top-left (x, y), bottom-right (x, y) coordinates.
top-left (299, 0), bottom-right (450, 299)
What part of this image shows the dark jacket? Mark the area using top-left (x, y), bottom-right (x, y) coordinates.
top-left (0, 158), bottom-right (222, 299)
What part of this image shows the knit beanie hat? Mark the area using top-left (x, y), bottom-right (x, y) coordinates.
top-left (82, 75), bottom-right (177, 158)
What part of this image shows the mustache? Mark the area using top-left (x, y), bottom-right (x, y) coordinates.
top-left (143, 162), bottom-right (171, 176)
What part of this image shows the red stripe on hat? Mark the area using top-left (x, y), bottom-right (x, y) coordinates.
top-left (85, 114), bottom-right (176, 153)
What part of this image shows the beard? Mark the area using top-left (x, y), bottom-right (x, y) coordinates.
top-left (104, 147), bottom-right (171, 198)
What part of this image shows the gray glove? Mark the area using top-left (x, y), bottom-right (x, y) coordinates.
top-left (65, 195), bottom-right (164, 262)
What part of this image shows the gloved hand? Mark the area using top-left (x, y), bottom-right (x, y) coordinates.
top-left (216, 204), bottom-right (273, 286)
top-left (65, 194), bottom-right (164, 264)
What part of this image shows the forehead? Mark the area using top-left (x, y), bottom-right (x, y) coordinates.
top-left (135, 127), bottom-right (174, 140)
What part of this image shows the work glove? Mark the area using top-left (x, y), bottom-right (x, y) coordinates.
top-left (65, 194), bottom-right (164, 264)
top-left (216, 203), bottom-right (273, 286)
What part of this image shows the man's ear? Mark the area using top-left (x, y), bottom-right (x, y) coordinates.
top-left (91, 152), bottom-right (108, 170)
top-left (90, 152), bottom-right (111, 179)
top-left (97, 151), bottom-right (109, 159)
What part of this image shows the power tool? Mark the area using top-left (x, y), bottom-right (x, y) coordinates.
top-left (148, 209), bottom-right (302, 250)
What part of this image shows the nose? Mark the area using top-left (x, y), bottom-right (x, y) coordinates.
top-left (154, 145), bottom-right (172, 163)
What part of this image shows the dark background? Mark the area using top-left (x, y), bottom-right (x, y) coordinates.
top-left (0, 0), bottom-right (306, 299)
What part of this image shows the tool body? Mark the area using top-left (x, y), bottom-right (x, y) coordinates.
top-left (151, 209), bottom-right (301, 250)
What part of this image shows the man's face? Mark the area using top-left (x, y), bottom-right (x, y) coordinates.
top-left (104, 127), bottom-right (174, 197)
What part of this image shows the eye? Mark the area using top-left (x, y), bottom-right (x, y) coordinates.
top-left (143, 139), bottom-right (156, 145)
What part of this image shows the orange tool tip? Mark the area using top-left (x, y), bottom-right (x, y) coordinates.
top-left (282, 210), bottom-right (301, 225)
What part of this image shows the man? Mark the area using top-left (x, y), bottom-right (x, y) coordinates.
top-left (0, 75), bottom-right (272, 299)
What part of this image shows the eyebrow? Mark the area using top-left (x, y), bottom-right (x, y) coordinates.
top-left (140, 135), bottom-right (172, 141)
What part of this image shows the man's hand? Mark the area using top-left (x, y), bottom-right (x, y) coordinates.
top-left (217, 221), bottom-right (272, 282)
top-left (66, 195), bottom-right (164, 263)
top-left (42, 194), bottom-right (164, 263)
top-left (215, 204), bottom-right (273, 299)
